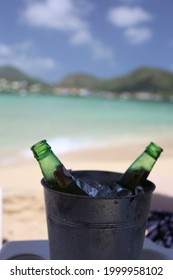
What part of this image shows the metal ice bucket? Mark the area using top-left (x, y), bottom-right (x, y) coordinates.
top-left (42, 170), bottom-right (155, 260)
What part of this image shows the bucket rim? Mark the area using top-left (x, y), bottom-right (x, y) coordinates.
top-left (41, 169), bottom-right (156, 200)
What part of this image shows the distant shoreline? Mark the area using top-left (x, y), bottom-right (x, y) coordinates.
top-left (1, 65), bottom-right (173, 101)
top-left (1, 91), bottom-right (173, 103)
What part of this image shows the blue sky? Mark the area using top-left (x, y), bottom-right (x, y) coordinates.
top-left (0, 0), bottom-right (173, 82)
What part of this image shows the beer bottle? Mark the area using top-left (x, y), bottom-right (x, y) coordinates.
top-left (117, 142), bottom-right (163, 192)
top-left (31, 139), bottom-right (87, 195)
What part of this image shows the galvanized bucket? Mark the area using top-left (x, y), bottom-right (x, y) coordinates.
top-left (42, 170), bottom-right (155, 260)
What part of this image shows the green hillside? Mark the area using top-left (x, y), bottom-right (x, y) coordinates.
top-left (0, 64), bottom-right (173, 98)
top-left (0, 65), bottom-right (42, 83)
top-left (57, 67), bottom-right (173, 95)
top-left (58, 73), bottom-right (100, 88)
top-left (99, 67), bottom-right (173, 93)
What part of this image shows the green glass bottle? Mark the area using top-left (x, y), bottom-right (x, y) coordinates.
top-left (117, 142), bottom-right (163, 192)
top-left (31, 139), bottom-right (87, 195)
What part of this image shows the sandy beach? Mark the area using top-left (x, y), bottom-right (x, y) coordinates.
top-left (1, 140), bottom-right (173, 243)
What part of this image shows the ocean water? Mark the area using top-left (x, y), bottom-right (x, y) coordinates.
top-left (0, 93), bottom-right (173, 164)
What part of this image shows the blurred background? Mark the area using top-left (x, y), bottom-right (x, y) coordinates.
top-left (0, 0), bottom-right (173, 242)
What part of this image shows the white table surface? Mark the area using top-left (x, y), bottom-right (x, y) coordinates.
top-left (0, 238), bottom-right (173, 260)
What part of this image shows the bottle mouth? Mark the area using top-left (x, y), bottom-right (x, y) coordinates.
top-left (147, 142), bottom-right (163, 158)
top-left (31, 139), bottom-right (50, 158)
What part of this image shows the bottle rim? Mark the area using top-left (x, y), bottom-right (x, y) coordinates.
top-left (30, 139), bottom-right (51, 159)
top-left (30, 139), bottom-right (47, 151)
top-left (146, 142), bottom-right (163, 159)
top-left (149, 142), bottom-right (163, 152)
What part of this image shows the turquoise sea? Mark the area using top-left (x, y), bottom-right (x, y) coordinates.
top-left (0, 93), bottom-right (173, 164)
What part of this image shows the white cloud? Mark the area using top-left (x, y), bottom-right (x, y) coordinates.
top-left (118, 0), bottom-right (142, 4)
top-left (89, 40), bottom-right (114, 60)
top-left (22, 0), bottom-right (88, 31)
top-left (107, 6), bottom-right (152, 27)
top-left (70, 30), bottom-right (113, 59)
top-left (107, 5), bottom-right (153, 45)
top-left (70, 29), bottom-right (92, 45)
top-left (21, 0), bottom-right (113, 60)
top-left (12, 55), bottom-right (56, 71)
top-left (0, 41), bottom-right (57, 76)
top-left (15, 40), bottom-right (34, 52)
top-left (0, 44), bottom-right (12, 56)
top-left (124, 27), bottom-right (152, 44)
